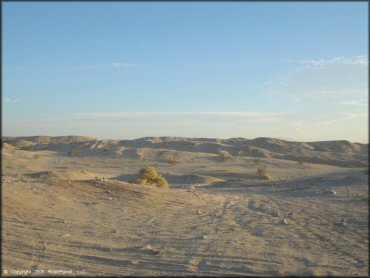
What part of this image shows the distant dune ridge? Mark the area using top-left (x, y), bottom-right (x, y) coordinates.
top-left (2, 136), bottom-right (367, 167)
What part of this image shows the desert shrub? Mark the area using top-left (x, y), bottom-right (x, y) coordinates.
top-left (168, 156), bottom-right (179, 165)
top-left (136, 166), bottom-right (169, 189)
top-left (68, 150), bottom-right (79, 157)
top-left (362, 195), bottom-right (370, 202)
top-left (257, 165), bottom-right (271, 180)
top-left (33, 154), bottom-right (40, 159)
top-left (297, 159), bottom-right (304, 165)
top-left (219, 151), bottom-right (232, 161)
top-left (155, 176), bottom-right (169, 188)
top-left (253, 158), bottom-right (260, 165)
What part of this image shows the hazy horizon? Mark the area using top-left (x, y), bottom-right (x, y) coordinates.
top-left (3, 2), bottom-right (368, 143)
top-left (2, 133), bottom-right (368, 145)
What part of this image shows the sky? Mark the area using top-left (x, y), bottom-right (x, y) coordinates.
top-left (3, 2), bottom-right (368, 143)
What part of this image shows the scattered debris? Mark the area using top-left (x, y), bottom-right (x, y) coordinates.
top-left (188, 185), bottom-right (196, 192)
top-left (281, 218), bottom-right (289, 225)
top-left (142, 245), bottom-right (161, 255)
top-left (324, 190), bottom-right (337, 195)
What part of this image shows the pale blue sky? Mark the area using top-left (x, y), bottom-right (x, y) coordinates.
top-left (3, 2), bottom-right (368, 142)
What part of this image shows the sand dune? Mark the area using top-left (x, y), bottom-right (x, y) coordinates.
top-left (2, 136), bottom-right (368, 276)
top-left (3, 136), bottom-right (367, 167)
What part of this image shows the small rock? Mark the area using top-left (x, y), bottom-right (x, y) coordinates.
top-left (143, 245), bottom-right (161, 255)
top-left (188, 185), bottom-right (196, 192)
top-left (331, 191), bottom-right (337, 195)
top-left (196, 209), bottom-right (202, 215)
top-left (202, 235), bottom-right (208, 240)
top-left (62, 233), bottom-right (70, 237)
top-left (108, 197), bottom-right (113, 200)
top-left (272, 210), bottom-right (280, 217)
top-left (106, 190), bottom-right (112, 194)
top-left (63, 220), bottom-right (68, 224)
top-left (281, 218), bottom-right (288, 225)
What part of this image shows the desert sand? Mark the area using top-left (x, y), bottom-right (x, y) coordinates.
top-left (2, 136), bottom-right (369, 276)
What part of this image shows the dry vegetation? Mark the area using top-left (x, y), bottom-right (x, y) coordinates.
top-left (135, 166), bottom-right (169, 189)
top-left (219, 150), bottom-right (232, 161)
top-left (256, 164), bottom-right (271, 180)
top-left (168, 155), bottom-right (179, 165)
top-left (67, 150), bottom-right (79, 157)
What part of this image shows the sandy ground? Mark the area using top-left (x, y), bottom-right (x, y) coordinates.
top-left (2, 137), bottom-right (369, 276)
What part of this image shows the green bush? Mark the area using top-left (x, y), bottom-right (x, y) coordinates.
top-left (136, 166), bottom-right (169, 189)
top-left (253, 158), bottom-right (260, 165)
